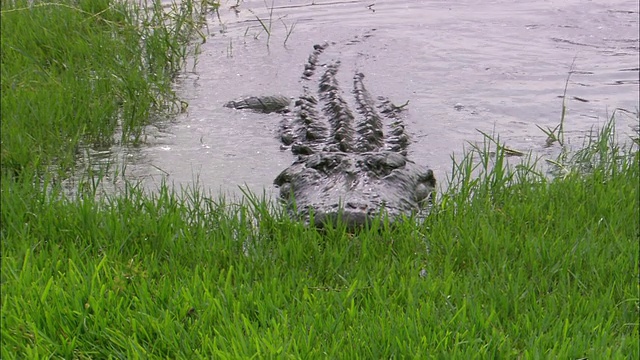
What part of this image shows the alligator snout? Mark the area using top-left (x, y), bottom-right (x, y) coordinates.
top-left (311, 201), bottom-right (377, 229)
top-left (346, 201), bottom-right (369, 210)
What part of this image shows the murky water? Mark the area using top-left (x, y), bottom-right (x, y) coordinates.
top-left (80, 0), bottom-right (639, 199)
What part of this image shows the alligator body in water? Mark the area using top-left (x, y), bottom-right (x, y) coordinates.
top-left (226, 43), bottom-right (436, 229)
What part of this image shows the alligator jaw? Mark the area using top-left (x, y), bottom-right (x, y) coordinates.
top-left (309, 204), bottom-right (415, 230)
top-left (311, 206), bottom-right (384, 230)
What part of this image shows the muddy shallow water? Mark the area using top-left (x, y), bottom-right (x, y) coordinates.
top-left (81, 0), bottom-right (639, 199)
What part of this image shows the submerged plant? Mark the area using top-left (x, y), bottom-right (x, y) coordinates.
top-left (536, 57), bottom-right (576, 147)
top-left (244, 0), bottom-right (297, 47)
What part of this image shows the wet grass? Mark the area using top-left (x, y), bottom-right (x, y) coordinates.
top-left (240, 0), bottom-right (297, 47)
top-left (1, 0), bottom-right (638, 358)
top-left (1, 0), bottom-right (212, 176)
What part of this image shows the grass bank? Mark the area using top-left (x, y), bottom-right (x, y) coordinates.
top-left (2, 120), bottom-right (638, 358)
top-left (1, 0), bottom-right (638, 358)
top-left (1, 0), bottom-right (209, 175)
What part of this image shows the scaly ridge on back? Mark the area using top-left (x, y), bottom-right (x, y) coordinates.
top-left (353, 72), bottom-right (385, 152)
top-left (319, 62), bottom-right (356, 153)
top-left (280, 43), bottom-right (330, 153)
top-left (378, 98), bottom-right (410, 154)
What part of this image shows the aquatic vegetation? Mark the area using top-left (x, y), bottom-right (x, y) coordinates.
top-left (1, 0), bottom-right (214, 176)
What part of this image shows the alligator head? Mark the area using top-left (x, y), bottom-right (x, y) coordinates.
top-left (274, 150), bottom-right (435, 229)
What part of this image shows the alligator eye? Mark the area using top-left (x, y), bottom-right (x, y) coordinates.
top-left (273, 169), bottom-right (291, 186)
top-left (419, 169), bottom-right (436, 188)
top-left (305, 153), bottom-right (343, 172)
top-left (381, 152), bottom-right (406, 168)
top-left (364, 152), bottom-right (406, 171)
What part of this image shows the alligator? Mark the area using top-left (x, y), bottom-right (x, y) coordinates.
top-left (226, 43), bottom-right (436, 229)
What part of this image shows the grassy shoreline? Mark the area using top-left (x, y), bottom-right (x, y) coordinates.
top-left (1, 0), bottom-right (208, 176)
top-left (1, 0), bottom-right (638, 358)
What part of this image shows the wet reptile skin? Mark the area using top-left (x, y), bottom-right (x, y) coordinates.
top-left (228, 43), bottom-right (435, 229)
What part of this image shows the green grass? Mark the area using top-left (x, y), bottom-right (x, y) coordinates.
top-left (1, 123), bottom-right (638, 358)
top-left (1, 0), bottom-right (638, 358)
top-left (1, 0), bottom-right (210, 176)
